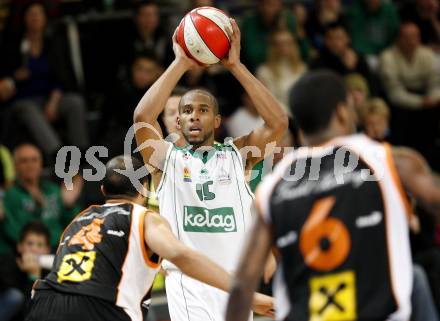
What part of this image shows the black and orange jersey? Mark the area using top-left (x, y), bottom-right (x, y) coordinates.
top-left (35, 202), bottom-right (161, 320)
top-left (257, 134), bottom-right (412, 321)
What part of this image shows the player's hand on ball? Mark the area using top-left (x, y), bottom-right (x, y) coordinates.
top-left (221, 18), bottom-right (241, 69)
top-left (252, 292), bottom-right (275, 319)
top-left (172, 28), bottom-right (199, 70)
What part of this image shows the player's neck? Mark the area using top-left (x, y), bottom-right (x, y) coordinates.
top-left (190, 138), bottom-right (215, 151)
top-left (303, 129), bottom-right (346, 147)
top-left (106, 196), bottom-right (144, 206)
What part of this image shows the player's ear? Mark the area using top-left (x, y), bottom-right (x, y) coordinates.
top-left (335, 102), bottom-right (350, 129)
top-left (177, 116), bottom-right (181, 129)
top-left (214, 114), bottom-right (221, 129)
top-left (100, 185), bottom-right (106, 196)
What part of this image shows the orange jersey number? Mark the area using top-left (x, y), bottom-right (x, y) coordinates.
top-left (299, 197), bottom-right (351, 271)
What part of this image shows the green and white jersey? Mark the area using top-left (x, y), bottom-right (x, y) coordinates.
top-left (156, 140), bottom-right (254, 273)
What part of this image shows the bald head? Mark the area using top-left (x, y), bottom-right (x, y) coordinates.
top-left (179, 89), bottom-right (219, 115)
top-left (14, 144), bottom-right (43, 183)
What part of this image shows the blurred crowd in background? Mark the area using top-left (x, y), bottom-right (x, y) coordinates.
top-left (0, 0), bottom-right (440, 320)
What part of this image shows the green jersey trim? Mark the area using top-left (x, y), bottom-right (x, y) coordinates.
top-left (175, 142), bottom-right (226, 164)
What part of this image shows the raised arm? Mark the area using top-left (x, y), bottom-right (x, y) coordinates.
top-left (393, 146), bottom-right (440, 216)
top-left (143, 211), bottom-right (274, 317)
top-left (226, 211), bottom-right (274, 321)
top-left (133, 31), bottom-right (197, 171)
top-left (223, 20), bottom-right (288, 169)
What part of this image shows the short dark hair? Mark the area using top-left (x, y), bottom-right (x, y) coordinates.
top-left (19, 221), bottom-right (50, 245)
top-left (102, 155), bottom-right (150, 198)
top-left (289, 70), bottom-right (347, 135)
top-left (179, 88), bottom-right (220, 115)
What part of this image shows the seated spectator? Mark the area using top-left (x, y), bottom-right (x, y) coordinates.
top-left (1, 144), bottom-right (80, 255)
top-left (400, 0), bottom-right (440, 49)
top-left (0, 221), bottom-right (51, 321)
top-left (0, 3), bottom-right (89, 163)
top-left (344, 73), bottom-right (370, 118)
top-left (306, 0), bottom-right (347, 50)
top-left (359, 97), bottom-right (390, 142)
top-left (292, 2), bottom-right (308, 50)
top-left (311, 23), bottom-right (372, 81)
top-left (256, 29), bottom-right (307, 112)
top-left (379, 22), bottom-right (440, 109)
top-left (241, 0), bottom-right (310, 72)
top-left (225, 92), bottom-right (264, 138)
top-left (161, 88), bottom-right (186, 147)
top-left (101, 53), bottom-right (163, 157)
top-left (379, 22), bottom-right (440, 166)
top-left (124, 0), bottom-right (171, 66)
top-left (347, 0), bottom-right (400, 56)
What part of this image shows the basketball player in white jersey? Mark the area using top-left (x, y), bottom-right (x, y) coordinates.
top-left (226, 70), bottom-right (440, 321)
top-left (134, 20), bottom-right (288, 321)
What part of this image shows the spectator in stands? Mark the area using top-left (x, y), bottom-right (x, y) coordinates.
top-left (347, 0), bottom-right (400, 56)
top-left (241, 0), bottom-right (310, 72)
top-left (256, 29), bottom-right (306, 113)
top-left (161, 89), bottom-right (186, 147)
top-left (126, 0), bottom-right (171, 66)
top-left (162, 95), bottom-right (180, 138)
top-left (101, 53), bottom-right (163, 157)
top-left (400, 0), bottom-right (440, 48)
top-left (225, 92), bottom-right (264, 138)
top-left (359, 97), bottom-right (390, 142)
top-left (379, 22), bottom-right (440, 166)
top-left (0, 221), bottom-right (51, 321)
top-left (311, 23), bottom-right (372, 81)
top-left (379, 22), bottom-right (440, 109)
top-left (344, 73), bottom-right (370, 118)
top-left (306, 0), bottom-right (347, 50)
top-left (1, 144), bottom-right (80, 255)
top-left (292, 2), bottom-right (308, 50)
top-left (0, 2), bottom-right (89, 163)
